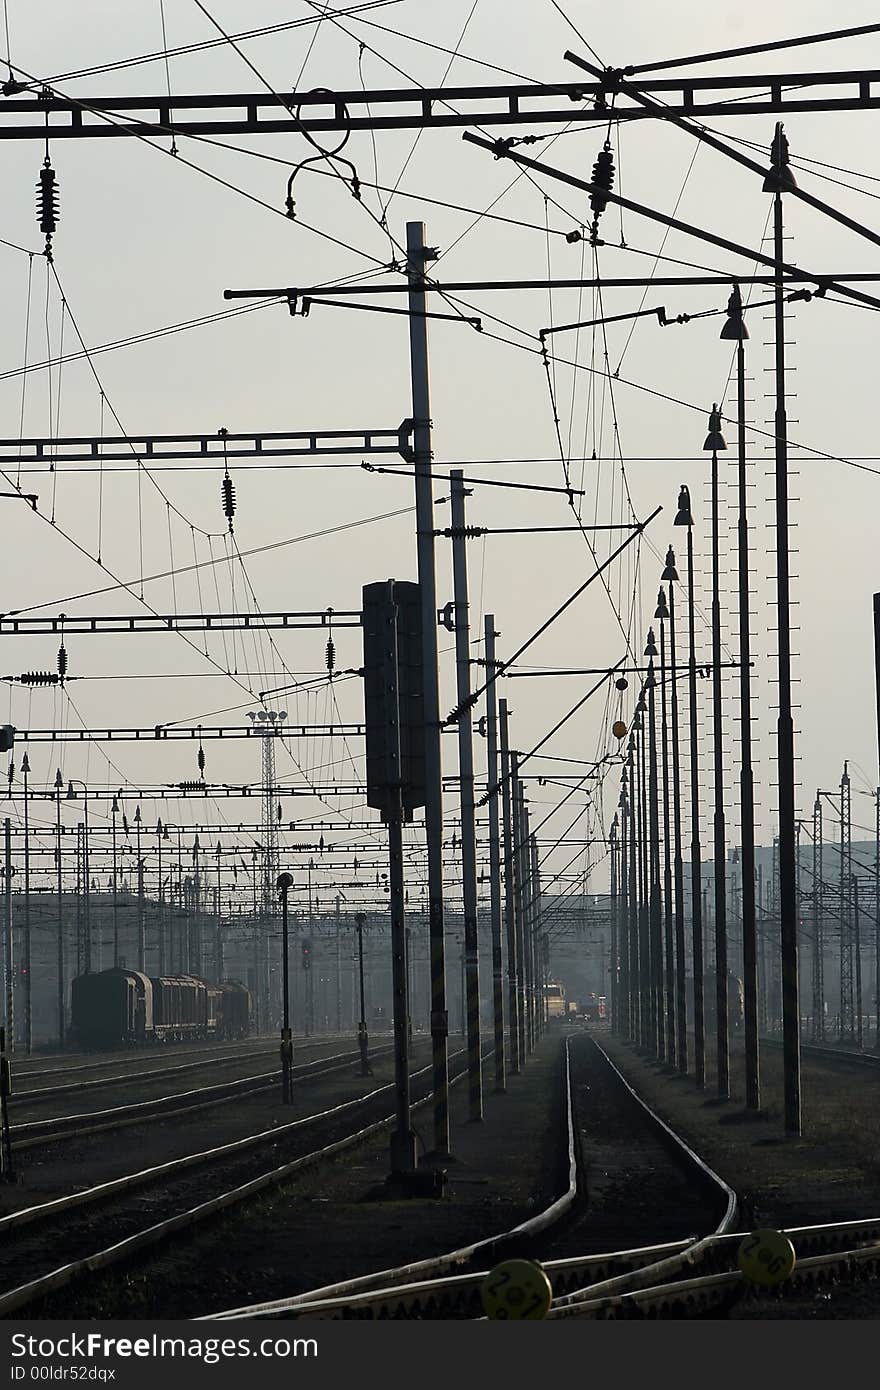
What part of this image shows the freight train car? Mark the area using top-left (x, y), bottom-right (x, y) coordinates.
top-left (70, 968), bottom-right (251, 1048)
top-left (70, 969), bottom-right (153, 1048)
top-left (217, 981), bottom-right (250, 1039)
top-left (152, 975), bottom-right (209, 1041)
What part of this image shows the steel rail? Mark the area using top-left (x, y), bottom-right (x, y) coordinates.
top-left (224, 1219), bottom-right (880, 1322)
top-left (761, 1036), bottom-right (880, 1068)
top-left (210, 1037), bottom-right (579, 1319)
top-left (9, 1033), bottom-right (314, 1079)
top-left (11, 1047), bottom-right (384, 1150)
top-left (221, 1035), bottom-right (733, 1321)
top-left (548, 1230), bottom-right (880, 1319)
top-left (548, 1040), bottom-right (736, 1310)
top-left (11, 1037), bottom-right (344, 1103)
top-left (0, 1044), bottom-right (416, 1241)
top-left (0, 1046), bottom-right (469, 1316)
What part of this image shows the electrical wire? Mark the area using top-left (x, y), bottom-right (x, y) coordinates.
top-left (379, 0), bottom-right (480, 223)
top-left (8, 2), bottom-right (404, 88)
top-left (7, 503), bottom-right (416, 614)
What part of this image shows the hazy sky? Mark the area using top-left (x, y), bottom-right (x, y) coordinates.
top-left (2, 0), bottom-right (880, 908)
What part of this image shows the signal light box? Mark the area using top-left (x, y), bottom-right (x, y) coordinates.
top-left (362, 580), bottom-right (425, 823)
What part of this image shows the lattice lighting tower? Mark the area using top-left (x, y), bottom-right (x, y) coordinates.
top-left (247, 710), bottom-right (286, 915)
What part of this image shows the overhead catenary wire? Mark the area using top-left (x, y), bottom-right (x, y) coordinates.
top-left (5, 14), bottom-right (880, 918)
top-left (6, 503), bottom-right (417, 615)
top-left (1, 3), bottom-right (405, 88)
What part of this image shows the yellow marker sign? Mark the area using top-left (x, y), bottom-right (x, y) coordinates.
top-left (481, 1259), bottom-right (553, 1320)
top-left (737, 1229), bottom-right (796, 1287)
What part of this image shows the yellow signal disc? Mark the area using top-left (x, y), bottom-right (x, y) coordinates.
top-left (481, 1259), bottom-right (553, 1320)
top-left (737, 1229), bottom-right (796, 1287)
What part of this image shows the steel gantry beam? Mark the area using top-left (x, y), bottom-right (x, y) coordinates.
top-left (0, 819), bottom-right (503, 835)
top-left (2, 72), bottom-right (880, 140)
top-left (13, 722), bottom-right (368, 743)
top-left (9, 722), bottom-right (482, 743)
top-left (18, 774), bottom-right (497, 801)
top-left (0, 423), bottom-right (414, 468)
top-left (0, 610), bottom-right (360, 634)
top-left (21, 783), bottom-right (372, 802)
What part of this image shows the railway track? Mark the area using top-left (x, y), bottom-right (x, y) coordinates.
top-left (762, 1036), bottom-right (880, 1071)
top-left (0, 1041), bottom-right (446, 1316)
top-left (207, 1032), bottom-right (736, 1320)
top-left (204, 1036), bottom-right (880, 1321)
top-left (544, 1216), bottom-right (880, 1318)
top-left (9, 1044), bottom-right (395, 1151)
top-left (10, 1037), bottom-right (346, 1104)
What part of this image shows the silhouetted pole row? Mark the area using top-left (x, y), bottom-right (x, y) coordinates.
top-left (676, 484), bottom-right (706, 1088)
top-left (655, 592), bottom-right (675, 1064)
top-left (723, 285), bottom-right (761, 1111)
top-left (449, 470), bottom-right (483, 1123)
top-left (498, 699), bottom-right (520, 1074)
top-left (663, 547), bottom-right (688, 1076)
top-left (645, 647), bottom-right (663, 1058)
top-left (483, 616), bottom-right (506, 1092)
top-left (705, 405), bottom-right (731, 1102)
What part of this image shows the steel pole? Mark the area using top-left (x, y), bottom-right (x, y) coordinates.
top-left (855, 876), bottom-right (863, 1049)
top-left (876, 791), bottom-right (880, 1051)
top-left (158, 830), bottom-right (165, 976)
top-left (499, 700), bottom-right (520, 1073)
top-left (280, 880), bottom-right (292, 1103)
top-left (56, 778), bottom-right (64, 1046)
top-left (686, 519), bottom-right (706, 1086)
top-left (112, 801), bottom-right (119, 967)
top-left (4, 821), bottom-right (12, 1051)
top-left (382, 581), bottom-right (416, 1173)
top-left (667, 575), bottom-right (687, 1072)
top-left (627, 741), bottom-right (639, 1042)
top-left (619, 791), bottom-right (630, 1037)
top-left (521, 794), bottom-right (535, 1052)
top-left (610, 814), bottom-right (619, 1034)
top-left (646, 661), bottom-right (663, 1058)
top-left (530, 832), bottom-right (544, 1038)
top-left (484, 616), bottom-right (505, 1090)
top-left (389, 790), bottom-right (414, 1171)
top-left (450, 470), bottom-right (483, 1120)
top-left (83, 797), bottom-right (91, 975)
top-left (813, 794), bottom-right (824, 1040)
top-left (136, 811), bottom-right (145, 973)
top-left (733, 330), bottom-right (761, 1109)
top-left (74, 826), bottom-right (82, 977)
top-left (658, 615), bottom-right (675, 1062)
top-left (356, 914), bottom-right (370, 1071)
top-left (22, 758), bottom-right (30, 1053)
top-left (769, 141), bottom-right (801, 1134)
top-left (406, 220), bottom-right (449, 1155)
top-left (215, 843), bottom-right (222, 981)
top-left (511, 751), bottom-right (528, 1058)
top-left (637, 704), bottom-right (651, 1047)
top-left (710, 435), bottom-right (730, 1100)
top-left (335, 896), bottom-right (342, 1034)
